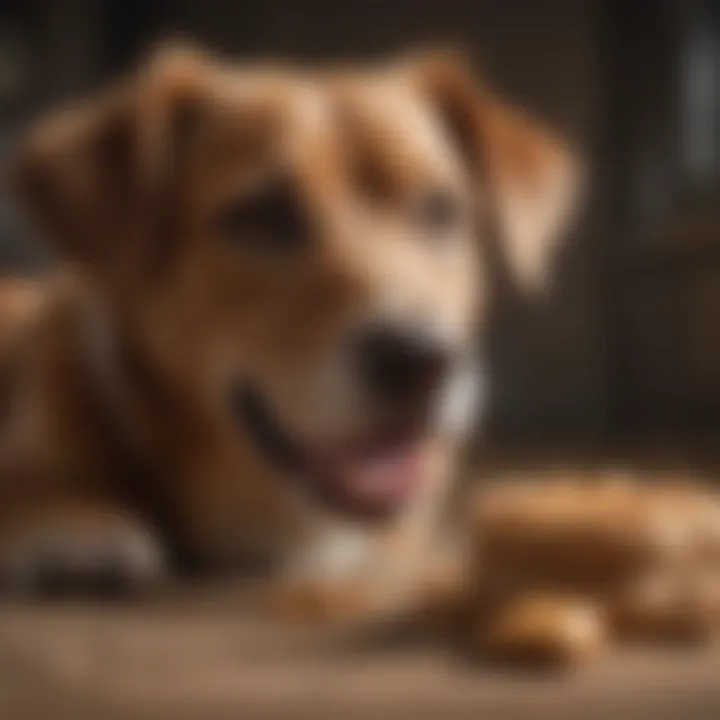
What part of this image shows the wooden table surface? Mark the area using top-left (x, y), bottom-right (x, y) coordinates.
top-left (0, 586), bottom-right (718, 720)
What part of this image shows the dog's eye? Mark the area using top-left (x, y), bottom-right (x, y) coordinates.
top-left (414, 189), bottom-right (461, 233)
top-left (217, 179), bottom-right (310, 252)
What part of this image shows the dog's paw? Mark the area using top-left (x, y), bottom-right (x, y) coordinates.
top-left (0, 506), bottom-right (166, 597)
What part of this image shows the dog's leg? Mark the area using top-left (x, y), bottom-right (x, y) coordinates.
top-left (0, 500), bottom-right (166, 596)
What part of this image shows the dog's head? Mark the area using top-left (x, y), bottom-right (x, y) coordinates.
top-left (11, 45), bottom-right (579, 520)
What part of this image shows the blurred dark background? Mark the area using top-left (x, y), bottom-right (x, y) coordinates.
top-left (0, 0), bottom-right (718, 444)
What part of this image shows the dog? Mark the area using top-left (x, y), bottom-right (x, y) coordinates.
top-left (1, 44), bottom-right (578, 619)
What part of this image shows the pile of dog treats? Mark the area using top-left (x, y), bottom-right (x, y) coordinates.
top-left (447, 472), bottom-right (720, 670)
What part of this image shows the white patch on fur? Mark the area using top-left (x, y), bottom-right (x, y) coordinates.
top-left (438, 360), bottom-right (484, 437)
top-left (286, 519), bottom-right (373, 582)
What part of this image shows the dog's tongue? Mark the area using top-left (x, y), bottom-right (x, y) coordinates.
top-left (317, 442), bottom-right (425, 511)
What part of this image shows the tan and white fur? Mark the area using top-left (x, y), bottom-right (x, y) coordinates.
top-left (0, 44), bottom-right (579, 619)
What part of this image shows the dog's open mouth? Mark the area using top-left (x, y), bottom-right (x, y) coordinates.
top-left (231, 384), bottom-right (429, 520)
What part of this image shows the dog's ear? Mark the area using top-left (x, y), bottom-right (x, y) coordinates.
top-left (409, 50), bottom-right (582, 292)
top-left (10, 42), bottom-right (213, 279)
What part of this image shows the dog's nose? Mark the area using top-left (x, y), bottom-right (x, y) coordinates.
top-left (356, 324), bottom-right (451, 406)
